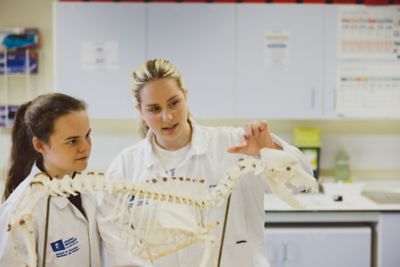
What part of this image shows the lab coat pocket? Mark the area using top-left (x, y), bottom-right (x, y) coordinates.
top-left (221, 191), bottom-right (253, 267)
top-left (222, 239), bottom-right (253, 267)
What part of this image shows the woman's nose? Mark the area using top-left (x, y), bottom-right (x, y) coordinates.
top-left (162, 110), bottom-right (173, 122)
top-left (78, 139), bottom-right (91, 153)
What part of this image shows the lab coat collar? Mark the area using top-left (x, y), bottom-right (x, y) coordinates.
top-left (52, 196), bottom-right (70, 210)
top-left (143, 118), bottom-right (207, 169)
top-left (50, 191), bottom-right (90, 223)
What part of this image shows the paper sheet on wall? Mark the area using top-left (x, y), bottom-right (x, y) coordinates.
top-left (264, 31), bottom-right (290, 71)
top-left (81, 41), bottom-right (119, 71)
top-left (338, 6), bottom-right (400, 60)
top-left (336, 65), bottom-right (400, 117)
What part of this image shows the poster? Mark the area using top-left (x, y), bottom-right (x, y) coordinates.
top-left (264, 31), bottom-right (290, 71)
top-left (81, 41), bottom-right (119, 71)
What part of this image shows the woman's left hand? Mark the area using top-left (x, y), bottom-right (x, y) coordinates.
top-left (228, 120), bottom-right (281, 157)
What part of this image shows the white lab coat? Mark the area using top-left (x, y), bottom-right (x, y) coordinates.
top-left (0, 164), bottom-right (102, 267)
top-left (98, 120), bottom-right (311, 267)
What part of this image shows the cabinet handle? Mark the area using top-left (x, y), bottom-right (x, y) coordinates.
top-left (333, 87), bottom-right (337, 110)
top-left (283, 241), bottom-right (288, 262)
top-left (310, 88), bottom-right (316, 109)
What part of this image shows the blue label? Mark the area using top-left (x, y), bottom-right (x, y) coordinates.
top-left (50, 237), bottom-right (80, 258)
top-left (50, 240), bottom-right (65, 252)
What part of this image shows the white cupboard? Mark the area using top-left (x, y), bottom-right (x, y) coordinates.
top-left (54, 3), bottom-right (147, 119)
top-left (377, 213), bottom-right (400, 267)
top-left (236, 5), bottom-right (324, 119)
top-left (147, 4), bottom-right (236, 119)
top-left (265, 226), bottom-right (371, 267)
top-left (55, 3), bottom-right (400, 120)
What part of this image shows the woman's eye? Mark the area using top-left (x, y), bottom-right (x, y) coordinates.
top-left (67, 139), bottom-right (78, 145)
top-left (170, 100), bottom-right (180, 107)
top-left (148, 107), bottom-right (161, 113)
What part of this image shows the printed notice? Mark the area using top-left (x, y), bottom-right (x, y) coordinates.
top-left (336, 65), bottom-right (400, 117)
top-left (264, 31), bottom-right (290, 71)
top-left (338, 6), bottom-right (400, 60)
top-left (81, 41), bottom-right (119, 71)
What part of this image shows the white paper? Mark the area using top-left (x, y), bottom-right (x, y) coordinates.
top-left (336, 65), bottom-right (400, 117)
top-left (264, 31), bottom-right (290, 71)
top-left (338, 6), bottom-right (400, 60)
top-left (81, 41), bottom-right (119, 71)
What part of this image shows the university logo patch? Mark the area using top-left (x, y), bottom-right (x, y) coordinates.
top-left (50, 237), bottom-right (80, 258)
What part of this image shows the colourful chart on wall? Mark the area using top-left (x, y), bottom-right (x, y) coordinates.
top-left (336, 65), bottom-right (400, 117)
top-left (338, 6), bottom-right (400, 60)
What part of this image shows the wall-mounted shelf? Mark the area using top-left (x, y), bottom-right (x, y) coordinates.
top-left (0, 28), bottom-right (39, 127)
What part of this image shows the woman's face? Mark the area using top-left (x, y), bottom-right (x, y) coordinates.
top-left (138, 78), bottom-right (191, 150)
top-left (34, 110), bottom-right (92, 178)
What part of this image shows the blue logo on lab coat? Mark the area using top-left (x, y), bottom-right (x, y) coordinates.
top-left (51, 240), bottom-right (65, 252)
top-left (50, 237), bottom-right (79, 258)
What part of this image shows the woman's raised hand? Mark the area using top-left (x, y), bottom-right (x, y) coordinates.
top-left (228, 121), bottom-right (281, 157)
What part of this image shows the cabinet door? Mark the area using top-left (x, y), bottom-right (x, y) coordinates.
top-left (236, 5), bottom-right (324, 119)
top-left (323, 5), bottom-right (340, 119)
top-left (265, 226), bottom-right (371, 267)
top-left (55, 3), bottom-right (147, 119)
top-left (377, 213), bottom-right (400, 267)
top-left (147, 4), bottom-right (236, 119)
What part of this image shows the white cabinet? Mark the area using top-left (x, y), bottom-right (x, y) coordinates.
top-left (236, 5), bottom-right (324, 119)
top-left (54, 3), bottom-right (147, 119)
top-left (265, 226), bottom-right (371, 267)
top-left (377, 213), bottom-right (400, 267)
top-left (147, 4), bottom-right (236, 119)
top-left (323, 6), bottom-right (340, 119)
top-left (55, 4), bottom-right (400, 120)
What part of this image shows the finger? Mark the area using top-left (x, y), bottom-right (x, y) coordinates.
top-left (242, 124), bottom-right (253, 143)
top-left (227, 145), bottom-right (245, 154)
top-left (251, 121), bottom-right (260, 137)
top-left (240, 135), bottom-right (248, 146)
top-left (244, 123), bottom-right (252, 137)
top-left (258, 120), bottom-right (268, 132)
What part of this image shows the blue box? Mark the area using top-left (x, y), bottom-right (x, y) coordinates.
top-left (0, 105), bottom-right (19, 127)
top-left (0, 51), bottom-right (38, 74)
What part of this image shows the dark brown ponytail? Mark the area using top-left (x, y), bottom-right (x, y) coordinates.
top-left (4, 102), bottom-right (38, 200)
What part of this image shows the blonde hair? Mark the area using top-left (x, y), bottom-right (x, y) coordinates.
top-left (132, 59), bottom-right (187, 138)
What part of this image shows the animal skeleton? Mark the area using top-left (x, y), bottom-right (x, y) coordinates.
top-left (6, 148), bottom-right (318, 267)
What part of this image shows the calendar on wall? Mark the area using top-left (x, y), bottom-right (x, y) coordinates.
top-left (336, 65), bottom-right (400, 118)
top-left (336, 6), bottom-right (400, 118)
top-left (338, 6), bottom-right (400, 60)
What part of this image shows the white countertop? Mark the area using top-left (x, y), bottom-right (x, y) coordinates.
top-left (264, 193), bottom-right (400, 212)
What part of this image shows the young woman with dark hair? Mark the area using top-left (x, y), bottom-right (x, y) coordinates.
top-left (0, 93), bottom-right (102, 267)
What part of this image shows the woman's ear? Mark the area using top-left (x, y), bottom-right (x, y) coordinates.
top-left (184, 89), bottom-right (188, 99)
top-left (32, 137), bottom-right (46, 154)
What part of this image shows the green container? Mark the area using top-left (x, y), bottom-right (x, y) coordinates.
top-left (335, 150), bottom-right (351, 182)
